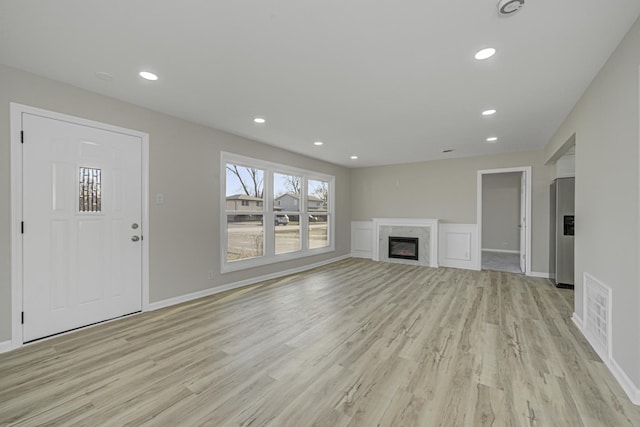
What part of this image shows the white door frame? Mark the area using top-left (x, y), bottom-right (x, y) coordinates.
top-left (10, 103), bottom-right (150, 349)
top-left (477, 166), bottom-right (532, 276)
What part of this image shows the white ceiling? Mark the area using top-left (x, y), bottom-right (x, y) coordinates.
top-left (1, 1), bottom-right (639, 167)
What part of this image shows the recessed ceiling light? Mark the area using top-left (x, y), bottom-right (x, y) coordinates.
top-left (139, 71), bottom-right (158, 81)
top-left (314, 141), bottom-right (323, 146)
top-left (482, 109), bottom-right (497, 116)
top-left (350, 155), bottom-right (358, 160)
top-left (475, 48), bottom-right (496, 60)
top-left (486, 137), bottom-right (498, 142)
top-left (253, 117), bottom-right (266, 124)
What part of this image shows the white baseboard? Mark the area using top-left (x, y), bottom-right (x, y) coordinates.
top-left (0, 340), bottom-right (17, 354)
top-left (572, 312), bottom-right (583, 330)
top-left (529, 271), bottom-right (551, 279)
top-left (350, 251), bottom-right (372, 259)
top-left (610, 358), bottom-right (640, 405)
top-left (148, 254), bottom-right (351, 312)
top-left (482, 248), bottom-right (520, 254)
top-left (571, 312), bottom-right (639, 406)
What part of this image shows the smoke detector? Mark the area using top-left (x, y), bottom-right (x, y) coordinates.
top-left (498, 0), bottom-right (525, 16)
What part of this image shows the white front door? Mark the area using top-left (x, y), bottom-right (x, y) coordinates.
top-left (519, 172), bottom-right (526, 273)
top-left (22, 113), bottom-right (143, 342)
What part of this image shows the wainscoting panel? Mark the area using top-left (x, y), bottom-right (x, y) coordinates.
top-left (351, 221), bottom-right (373, 259)
top-left (438, 224), bottom-right (479, 270)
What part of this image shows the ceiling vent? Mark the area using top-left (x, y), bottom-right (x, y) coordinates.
top-left (497, 0), bottom-right (525, 16)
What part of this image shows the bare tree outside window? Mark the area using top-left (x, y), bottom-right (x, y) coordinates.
top-left (226, 163), bottom-right (265, 262)
top-left (308, 179), bottom-right (329, 249)
top-left (284, 175), bottom-right (301, 195)
top-left (273, 173), bottom-right (301, 197)
top-left (273, 173), bottom-right (302, 254)
top-left (311, 181), bottom-right (328, 206)
top-left (226, 164), bottom-right (264, 198)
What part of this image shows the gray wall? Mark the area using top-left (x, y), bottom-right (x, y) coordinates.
top-left (482, 172), bottom-right (521, 252)
top-left (545, 17), bottom-right (640, 386)
top-left (0, 65), bottom-right (351, 343)
top-left (350, 150), bottom-right (553, 273)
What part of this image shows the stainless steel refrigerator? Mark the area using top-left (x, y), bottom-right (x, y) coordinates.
top-left (549, 177), bottom-right (575, 287)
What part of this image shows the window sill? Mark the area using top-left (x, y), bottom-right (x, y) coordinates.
top-left (221, 245), bottom-right (335, 274)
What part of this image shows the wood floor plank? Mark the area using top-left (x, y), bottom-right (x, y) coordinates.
top-left (1, 258), bottom-right (639, 426)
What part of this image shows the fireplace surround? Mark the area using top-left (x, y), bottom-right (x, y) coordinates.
top-left (372, 218), bottom-right (439, 267)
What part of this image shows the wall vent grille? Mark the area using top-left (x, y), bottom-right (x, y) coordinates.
top-left (583, 273), bottom-right (612, 363)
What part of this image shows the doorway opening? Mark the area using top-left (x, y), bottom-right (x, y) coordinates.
top-left (477, 167), bottom-right (531, 275)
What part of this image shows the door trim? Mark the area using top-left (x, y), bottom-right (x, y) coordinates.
top-left (476, 166), bottom-right (532, 276)
top-left (10, 103), bottom-right (150, 349)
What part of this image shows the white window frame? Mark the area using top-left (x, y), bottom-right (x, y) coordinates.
top-left (221, 152), bottom-right (335, 273)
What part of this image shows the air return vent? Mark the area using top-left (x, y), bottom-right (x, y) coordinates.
top-left (583, 273), bottom-right (612, 363)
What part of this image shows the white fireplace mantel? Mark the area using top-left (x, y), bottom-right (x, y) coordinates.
top-left (372, 218), bottom-right (439, 267)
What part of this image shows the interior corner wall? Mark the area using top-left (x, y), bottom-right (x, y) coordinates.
top-left (545, 17), bottom-right (640, 387)
top-left (0, 64), bottom-right (351, 343)
top-left (349, 150), bottom-right (553, 273)
top-left (482, 172), bottom-right (521, 252)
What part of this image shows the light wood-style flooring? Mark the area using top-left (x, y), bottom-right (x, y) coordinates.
top-left (1, 258), bottom-right (639, 426)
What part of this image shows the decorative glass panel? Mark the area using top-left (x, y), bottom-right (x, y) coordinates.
top-left (79, 167), bottom-right (102, 212)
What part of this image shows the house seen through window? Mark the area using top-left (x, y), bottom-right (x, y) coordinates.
top-left (223, 153), bottom-right (334, 271)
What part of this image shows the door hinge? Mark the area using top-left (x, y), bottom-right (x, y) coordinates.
top-left (21, 221), bottom-right (24, 234)
top-left (21, 131), bottom-right (24, 144)
top-left (21, 312), bottom-right (24, 324)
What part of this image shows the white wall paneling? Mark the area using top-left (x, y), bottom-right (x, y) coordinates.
top-left (351, 221), bottom-right (373, 259)
top-left (438, 224), bottom-right (479, 270)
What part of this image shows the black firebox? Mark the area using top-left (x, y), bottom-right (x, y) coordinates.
top-left (388, 236), bottom-right (419, 260)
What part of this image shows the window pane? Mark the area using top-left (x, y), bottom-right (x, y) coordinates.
top-left (275, 219), bottom-right (301, 255)
top-left (227, 215), bottom-right (264, 261)
top-left (309, 214), bottom-right (329, 249)
top-left (222, 153), bottom-right (334, 270)
top-left (273, 173), bottom-right (301, 212)
top-left (225, 163), bottom-right (264, 211)
top-left (307, 179), bottom-right (328, 213)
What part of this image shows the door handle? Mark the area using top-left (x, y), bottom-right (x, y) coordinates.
top-left (131, 236), bottom-right (140, 242)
